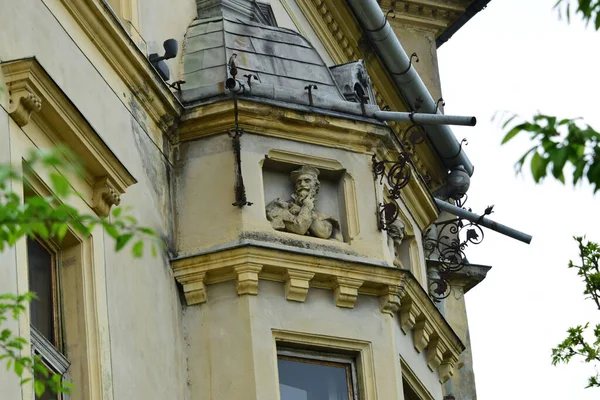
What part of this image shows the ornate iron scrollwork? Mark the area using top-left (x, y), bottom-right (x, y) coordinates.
top-left (372, 153), bottom-right (411, 200)
top-left (423, 198), bottom-right (492, 301)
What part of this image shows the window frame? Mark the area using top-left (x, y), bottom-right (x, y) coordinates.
top-left (399, 357), bottom-right (435, 400)
top-left (27, 236), bottom-right (62, 348)
top-left (277, 348), bottom-right (359, 400)
top-left (272, 329), bottom-right (377, 400)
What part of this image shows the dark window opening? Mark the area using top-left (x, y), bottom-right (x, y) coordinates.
top-left (27, 237), bottom-right (57, 345)
top-left (402, 377), bottom-right (422, 400)
top-left (277, 350), bottom-right (357, 400)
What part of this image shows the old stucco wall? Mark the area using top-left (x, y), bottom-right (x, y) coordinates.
top-left (184, 280), bottom-right (445, 399)
top-left (0, 0), bottom-right (191, 398)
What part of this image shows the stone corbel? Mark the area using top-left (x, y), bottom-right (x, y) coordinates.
top-left (173, 269), bottom-right (207, 306)
top-left (425, 334), bottom-right (447, 371)
top-left (378, 284), bottom-right (403, 315)
top-left (285, 270), bottom-right (315, 302)
top-left (399, 297), bottom-right (420, 334)
top-left (9, 88), bottom-right (42, 127)
top-left (234, 263), bottom-right (263, 295)
top-left (413, 318), bottom-right (433, 353)
top-left (438, 354), bottom-right (459, 383)
top-left (333, 276), bottom-right (364, 308)
top-left (92, 177), bottom-right (121, 217)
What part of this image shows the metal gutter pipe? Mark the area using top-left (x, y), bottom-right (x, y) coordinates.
top-left (347, 0), bottom-right (474, 176)
top-left (435, 199), bottom-right (532, 244)
top-left (374, 111), bottom-right (476, 126)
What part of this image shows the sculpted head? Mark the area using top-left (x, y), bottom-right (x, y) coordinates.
top-left (290, 165), bottom-right (320, 203)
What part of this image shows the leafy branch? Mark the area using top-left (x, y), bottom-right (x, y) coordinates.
top-left (551, 237), bottom-right (600, 388)
top-left (555, 0), bottom-right (600, 30)
top-left (500, 113), bottom-right (600, 193)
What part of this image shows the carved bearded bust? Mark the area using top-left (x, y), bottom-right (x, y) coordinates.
top-left (266, 165), bottom-right (343, 241)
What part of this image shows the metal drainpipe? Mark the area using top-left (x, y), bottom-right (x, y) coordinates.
top-left (435, 199), bottom-right (532, 244)
top-left (346, 0), bottom-right (474, 176)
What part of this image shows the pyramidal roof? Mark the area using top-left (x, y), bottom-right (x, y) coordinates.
top-left (180, 17), bottom-right (344, 104)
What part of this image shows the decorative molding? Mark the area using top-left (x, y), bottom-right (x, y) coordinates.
top-left (58, 0), bottom-right (181, 135)
top-left (438, 354), bottom-right (458, 383)
top-left (8, 89), bottom-right (42, 127)
top-left (333, 276), bottom-right (363, 308)
top-left (399, 297), bottom-right (419, 334)
top-left (266, 149), bottom-right (344, 171)
top-left (380, 0), bottom-right (468, 34)
top-left (234, 263), bottom-right (263, 295)
top-left (400, 357), bottom-right (436, 400)
top-left (379, 284), bottom-right (403, 315)
top-left (425, 335), bottom-right (444, 371)
top-left (179, 99), bottom-right (386, 154)
top-left (285, 270), bottom-right (315, 302)
top-left (171, 244), bottom-right (465, 365)
top-left (1, 58), bottom-right (137, 217)
top-left (92, 177), bottom-right (121, 217)
top-left (177, 271), bottom-right (207, 305)
top-left (413, 318), bottom-right (433, 353)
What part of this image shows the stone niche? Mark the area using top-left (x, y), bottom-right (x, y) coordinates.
top-left (262, 153), bottom-right (353, 243)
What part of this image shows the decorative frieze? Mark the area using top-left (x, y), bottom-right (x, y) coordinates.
top-left (285, 270), bottom-right (315, 302)
top-left (171, 245), bottom-right (465, 371)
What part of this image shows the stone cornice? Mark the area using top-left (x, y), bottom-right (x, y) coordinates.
top-left (1, 58), bottom-right (137, 217)
top-left (179, 98), bottom-right (439, 230)
top-left (296, 0), bottom-right (447, 189)
top-left (171, 244), bottom-right (464, 382)
top-left (58, 0), bottom-right (182, 135)
top-left (379, 0), bottom-right (470, 34)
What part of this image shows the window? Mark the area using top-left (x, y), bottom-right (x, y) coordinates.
top-left (399, 358), bottom-right (434, 400)
top-left (27, 238), bottom-right (70, 399)
top-left (402, 377), bottom-right (421, 400)
top-left (277, 349), bottom-right (358, 400)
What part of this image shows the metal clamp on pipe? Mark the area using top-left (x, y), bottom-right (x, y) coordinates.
top-left (435, 198), bottom-right (532, 244)
top-left (374, 110), bottom-right (477, 126)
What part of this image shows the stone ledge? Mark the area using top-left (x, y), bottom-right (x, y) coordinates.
top-left (172, 243), bottom-right (464, 382)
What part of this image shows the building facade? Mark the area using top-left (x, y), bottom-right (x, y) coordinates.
top-left (0, 1), bottom-right (492, 399)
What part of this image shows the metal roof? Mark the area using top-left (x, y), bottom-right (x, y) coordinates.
top-left (181, 17), bottom-right (344, 103)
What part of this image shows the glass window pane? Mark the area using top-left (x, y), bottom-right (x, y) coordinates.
top-left (278, 356), bottom-right (352, 400)
top-left (27, 238), bottom-right (56, 344)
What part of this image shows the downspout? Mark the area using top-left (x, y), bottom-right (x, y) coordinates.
top-left (346, 0), bottom-right (474, 176)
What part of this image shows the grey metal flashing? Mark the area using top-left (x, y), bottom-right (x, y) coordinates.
top-left (436, 0), bottom-right (492, 48)
top-left (346, 0), bottom-right (475, 176)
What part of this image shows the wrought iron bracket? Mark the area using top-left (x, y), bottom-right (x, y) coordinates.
top-left (226, 63), bottom-right (252, 208)
top-left (365, 9), bottom-right (395, 33)
top-left (392, 53), bottom-right (419, 76)
top-left (423, 199), bottom-right (493, 301)
top-left (304, 84), bottom-right (318, 107)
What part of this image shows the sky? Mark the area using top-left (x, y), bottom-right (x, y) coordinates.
top-left (437, 0), bottom-right (600, 398)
